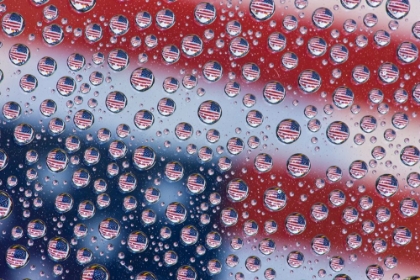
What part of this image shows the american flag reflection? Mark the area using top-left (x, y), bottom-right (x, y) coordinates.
top-left (283, 15), bottom-right (298, 30)
top-left (230, 37), bottom-right (249, 57)
top-left (187, 174), bottom-right (205, 193)
top-left (73, 169), bottom-right (90, 187)
top-left (206, 232), bottom-right (222, 248)
top-left (48, 239), bottom-right (69, 260)
top-left (65, 136), bottom-right (80, 151)
top-left (227, 137), bottom-right (244, 154)
top-left (286, 213), bottom-right (306, 234)
top-left (43, 24), bottom-right (63, 44)
top-left (166, 203), bottom-right (186, 222)
top-left (227, 179), bottom-right (248, 201)
top-left (366, 265), bottom-right (384, 280)
top-left (359, 196), bottom-right (373, 210)
top-left (220, 207), bottom-right (238, 225)
top-left (99, 219), bottom-right (120, 239)
top-left (55, 194), bottom-right (73, 212)
top-left (242, 63), bottom-right (260, 81)
top-left (145, 187), bottom-right (160, 202)
top-left (298, 70), bottom-right (321, 92)
top-left (78, 201), bottom-right (95, 217)
top-left (182, 75), bottom-right (197, 89)
top-left (14, 124), bottom-right (33, 143)
top-left (2, 13), bottom-right (24, 35)
top-left (3, 102), bottom-right (20, 120)
top-left (203, 61), bottom-right (222, 81)
top-left (198, 146), bottom-right (213, 162)
top-left (20, 75), bottom-right (37, 92)
top-left (264, 220), bottom-right (277, 233)
top-left (264, 188), bottom-right (286, 210)
top-left (263, 81), bottom-right (285, 102)
top-left (136, 11), bottom-right (152, 28)
top-left (156, 9), bottom-right (175, 28)
top-left (142, 209), bottom-right (156, 224)
top-left (175, 122), bottom-right (193, 139)
top-left (393, 227), bottom-right (412, 245)
top-left (108, 49), bottom-right (129, 70)
top-left (243, 220), bottom-right (258, 236)
top-left (164, 251), bottom-right (178, 265)
top-left (130, 68), bottom-right (154, 91)
top-left (133, 146), bottom-right (155, 169)
top-left (311, 203), bottom-right (328, 221)
top-left (165, 162), bottom-right (183, 180)
top-left (333, 87), bottom-right (353, 107)
top-left (163, 77), bottom-right (179, 93)
top-left (67, 53), bottom-right (85, 70)
top-left (346, 233), bottom-right (362, 249)
top-left (77, 248), bottom-right (92, 263)
top-left (400, 198), bottom-right (418, 217)
top-left (250, 0), bottom-right (275, 19)
top-left (360, 115), bottom-right (377, 132)
top-left (330, 256), bottom-right (344, 272)
top-left (311, 235), bottom-right (330, 255)
top-left (84, 148), bottom-right (100, 164)
top-left (181, 226), bottom-right (198, 244)
top-left (85, 23), bottom-right (102, 40)
top-left (226, 20), bottom-right (241, 35)
top-left (245, 256), bottom-right (261, 272)
top-left (308, 37), bottom-right (326, 56)
top-left (287, 154), bottom-right (311, 177)
top-left (379, 62), bottom-right (399, 83)
top-left (6, 247), bottom-right (28, 268)
top-left (362, 220), bottom-right (375, 233)
top-left (287, 251), bottom-right (304, 267)
top-left (194, 3), bottom-right (216, 24)
top-left (207, 259), bottom-right (222, 274)
top-left (312, 8), bottom-right (333, 28)
top-left (0, 152), bottom-right (8, 171)
top-left (128, 232), bottom-right (148, 252)
top-left (9, 44), bottom-right (29, 65)
top-left (268, 32), bottom-right (286, 51)
top-left (352, 65), bottom-right (370, 83)
top-left (82, 266), bottom-right (108, 280)
top-left (376, 175), bottom-right (398, 197)
top-left (343, 19), bottom-right (357, 32)
top-left (349, 160), bottom-right (368, 179)
top-left (39, 99), bottom-right (56, 117)
top-left (38, 57), bottom-right (56, 76)
top-left (342, 207), bottom-right (358, 223)
top-left (74, 110), bottom-right (93, 129)
top-left (46, 149), bottom-right (68, 172)
top-left (329, 190), bottom-right (345, 206)
top-left (372, 238), bottom-right (387, 253)
top-left (397, 42), bottom-right (418, 63)
top-left (259, 238), bottom-right (275, 255)
top-left (386, 0), bottom-right (410, 19)
top-left (162, 45), bottom-right (180, 63)
top-left (56, 76), bottom-right (75, 95)
top-left (92, 52), bottom-right (104, 64)
top-left (376, 207), bottom-right (391, 223)
top-left (255, 153), bottom-right (272, 172)
top-left (246, 110), bottom-right (263, 127)
top-left (182, 35), bottom-right (202, 56)
top-left (110, 15), bottom-right (129, 34)
top-left (177, 266), bottom-right (196, 280)
top-left (400, 146), bottom-right (419, 166)
top-left (158, 98), bottom-right (176, 115)
top-left (277, 119), bottom-right (300, 142)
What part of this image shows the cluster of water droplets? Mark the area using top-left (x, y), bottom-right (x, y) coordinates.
top-left (1, 0), bottom-right (420, 279)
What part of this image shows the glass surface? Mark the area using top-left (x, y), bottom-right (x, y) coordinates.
top-left (0, 0), bottom-right (419, 279)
